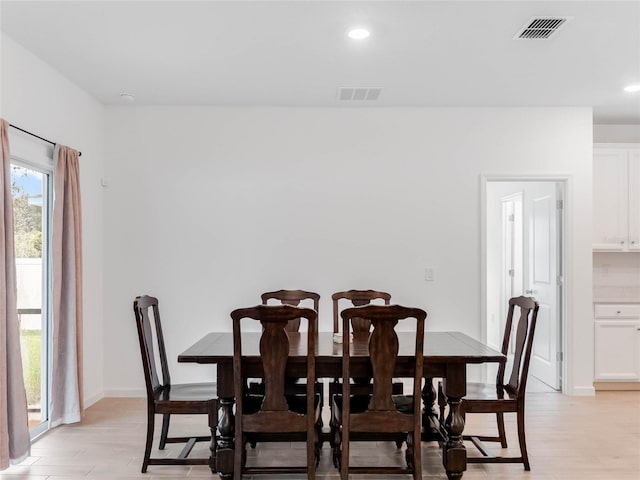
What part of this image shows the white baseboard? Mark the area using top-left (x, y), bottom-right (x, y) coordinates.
top-left (594, 381), bottom-right (640, 391)
top-left (568, 385), bottom-right (596, 396)
top-left (84, 391), bottom-right (104, 408)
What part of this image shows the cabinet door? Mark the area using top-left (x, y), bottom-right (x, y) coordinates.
top-left (628, 150), bottom-right (640, 251)
top-left (594, 320), bottom-right (640, 380)
top-left (593, 149), bottom-right (629, 250)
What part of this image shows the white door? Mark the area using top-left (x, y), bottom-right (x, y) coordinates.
top-left (501, 193), bottom-right (524, 334)
top-left (525, 182), bottom-right (561, 389)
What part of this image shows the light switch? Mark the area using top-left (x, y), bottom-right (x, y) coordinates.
top-left (425, 268), bottom-right (434, 282)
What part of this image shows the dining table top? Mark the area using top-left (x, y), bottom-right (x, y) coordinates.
top-left (178, 330), bottom-right (505, 365)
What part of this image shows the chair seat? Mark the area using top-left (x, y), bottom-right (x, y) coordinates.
top-left (332, 394), bottom-right (415, 416)
top-left (248, 378), bottom-right (325, 396)
top-left (244, 393), bottom-right (322, 416)
top-left (464, 382), bottom-right (518, 401)
top-left (330, 379), bottom-right (404, 395)
top-left (154, 382), bottom-right (217, 408)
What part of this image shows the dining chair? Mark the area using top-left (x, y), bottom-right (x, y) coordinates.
top-left (132, 295), bottom-right (218, 473)
top-left (438, 295), bottom-right (539, 470)
top-left (261, 289), bottom-right (320, 331)
top-left (329, 290), bottom-right (404, 447)
top-left (260, 290), bottom-right (324, 400)
top-left (231, 304), bottom-right (322, 479)
top-left (248, 290), bottom-right (325, 446)
top-left (331, 304), bottom-right (427, 480)
top-left (331, 289), bottom-right (391, 334)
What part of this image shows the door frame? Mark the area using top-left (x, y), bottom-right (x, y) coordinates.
top-left (10, 132), bottom-right (55, 439)
top-left (480, 174), bottom-right (570, 394)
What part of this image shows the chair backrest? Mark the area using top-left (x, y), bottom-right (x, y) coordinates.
top-left (261, 289), bottom-right (320, 332)
top-left (231, 304), bottom-right (317, 420)
top-left (332, 289), bottom-right (391, 333)
top-left (340, 304), bottom-right (426, 419)
top-left (133, 295), bottom-right (170, 400)
top-left (497, 296), bottom-right (540, 397)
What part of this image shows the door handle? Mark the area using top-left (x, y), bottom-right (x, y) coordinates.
top-left (525, 289), bottom-right (538, 295)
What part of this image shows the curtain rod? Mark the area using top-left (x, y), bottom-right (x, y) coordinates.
top-left (8, 123), bottom-right (82, 157)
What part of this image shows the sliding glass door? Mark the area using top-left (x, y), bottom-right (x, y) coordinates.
top-left (11, 163), bottom-right (52, 438)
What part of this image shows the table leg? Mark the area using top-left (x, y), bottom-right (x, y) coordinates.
top-left (216, 397), bottom-right (234, 480)
top-left (442, 364), bottom-right (466, 480)
top-left (421, 377), bottom-right (441, 441)
top-left (215, 361), bottom-right (235, 480)
top-left (209, 399), bottom-right (218, 474)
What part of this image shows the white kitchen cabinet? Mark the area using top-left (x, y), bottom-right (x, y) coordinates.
top-left (594, 304), bottom-right (640, 381)
top-left (593, 145), bottom-right (640, 251)
top-left (628, 150), bottom-right (640, 251)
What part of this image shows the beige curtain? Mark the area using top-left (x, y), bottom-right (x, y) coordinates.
top-left (50, 145), bottom-right (83, 426)
top-left (0, 119), bottom-right (31, 469)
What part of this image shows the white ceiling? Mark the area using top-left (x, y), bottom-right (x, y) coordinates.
top-left (2, 0), bottom-right (639, 124)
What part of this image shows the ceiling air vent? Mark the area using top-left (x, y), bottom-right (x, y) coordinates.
top-left (338, 87), bottom-right (381, 101)
top-left (515, 17), bottom-right (569, 39)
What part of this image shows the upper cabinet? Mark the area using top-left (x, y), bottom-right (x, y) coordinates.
top-left (593, 145), bottom-right (640, 252)
top-left (630, 150), bottom-right (640, 250)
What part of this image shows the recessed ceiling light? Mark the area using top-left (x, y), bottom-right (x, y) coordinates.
top-left (623, 83), bottom-right (640, 93)
top-left (120, 92), bottom-right (136, 102)
top-left (348, 28), bottom-right (370, 40)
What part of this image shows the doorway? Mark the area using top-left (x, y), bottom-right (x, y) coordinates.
top-left (11, 161), bottom-right (52, 437)
top-left (484, 179), bottom-right (565, 391)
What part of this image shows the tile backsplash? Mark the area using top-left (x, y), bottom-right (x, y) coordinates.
top-left (593, 252), bottom-right (640, 302)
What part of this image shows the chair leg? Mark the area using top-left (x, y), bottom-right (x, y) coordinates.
top-left (412, 431), bottom-right (422, 480)
top-left (159, 413), bottom-right (170, 450)
top-left (233, 429), bottom-right (243, 480)
top-left (438, 381), bottom-right (447, 424)
top-left (517, 408), bottom-right (530, 471)
top-left (142, 408), bottom-right (155, 473)
top-left (496, 412), bottom-right (508, 448)
top-left (340, 423), bottom-right (349, 480)
top-left (328, 380), bottom-right (338, 449)
top-left (405, 430), bottom-right (414, 469)
top-left (332, 424), bottom-right (341, 469)
top-left (315, 420), bottom-right (322, 467)
top-left (329, 386), bottom-right (338, 449)
top-left (309, 425), bottom-right (317, 480)
top-left (317, 381), bottom-right (325, 430)
top-left (241, 434), bottom-right (248, 468)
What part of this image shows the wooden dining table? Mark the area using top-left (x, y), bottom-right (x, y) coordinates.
top-left (178, 331), bottom-right (505, 480)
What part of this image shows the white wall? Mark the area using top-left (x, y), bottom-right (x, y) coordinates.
top-left (104, 106), bottom-right (594, 396)
top-left (593, 252), bottom-right (640, 302)
top-left (1, 34), bottom-right (105, 406)
top-left (0, 30), bottom-right (596, 399)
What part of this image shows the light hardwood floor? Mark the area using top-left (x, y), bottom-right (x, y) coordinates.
top-left (1, 391), bottom-right (639, 479)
